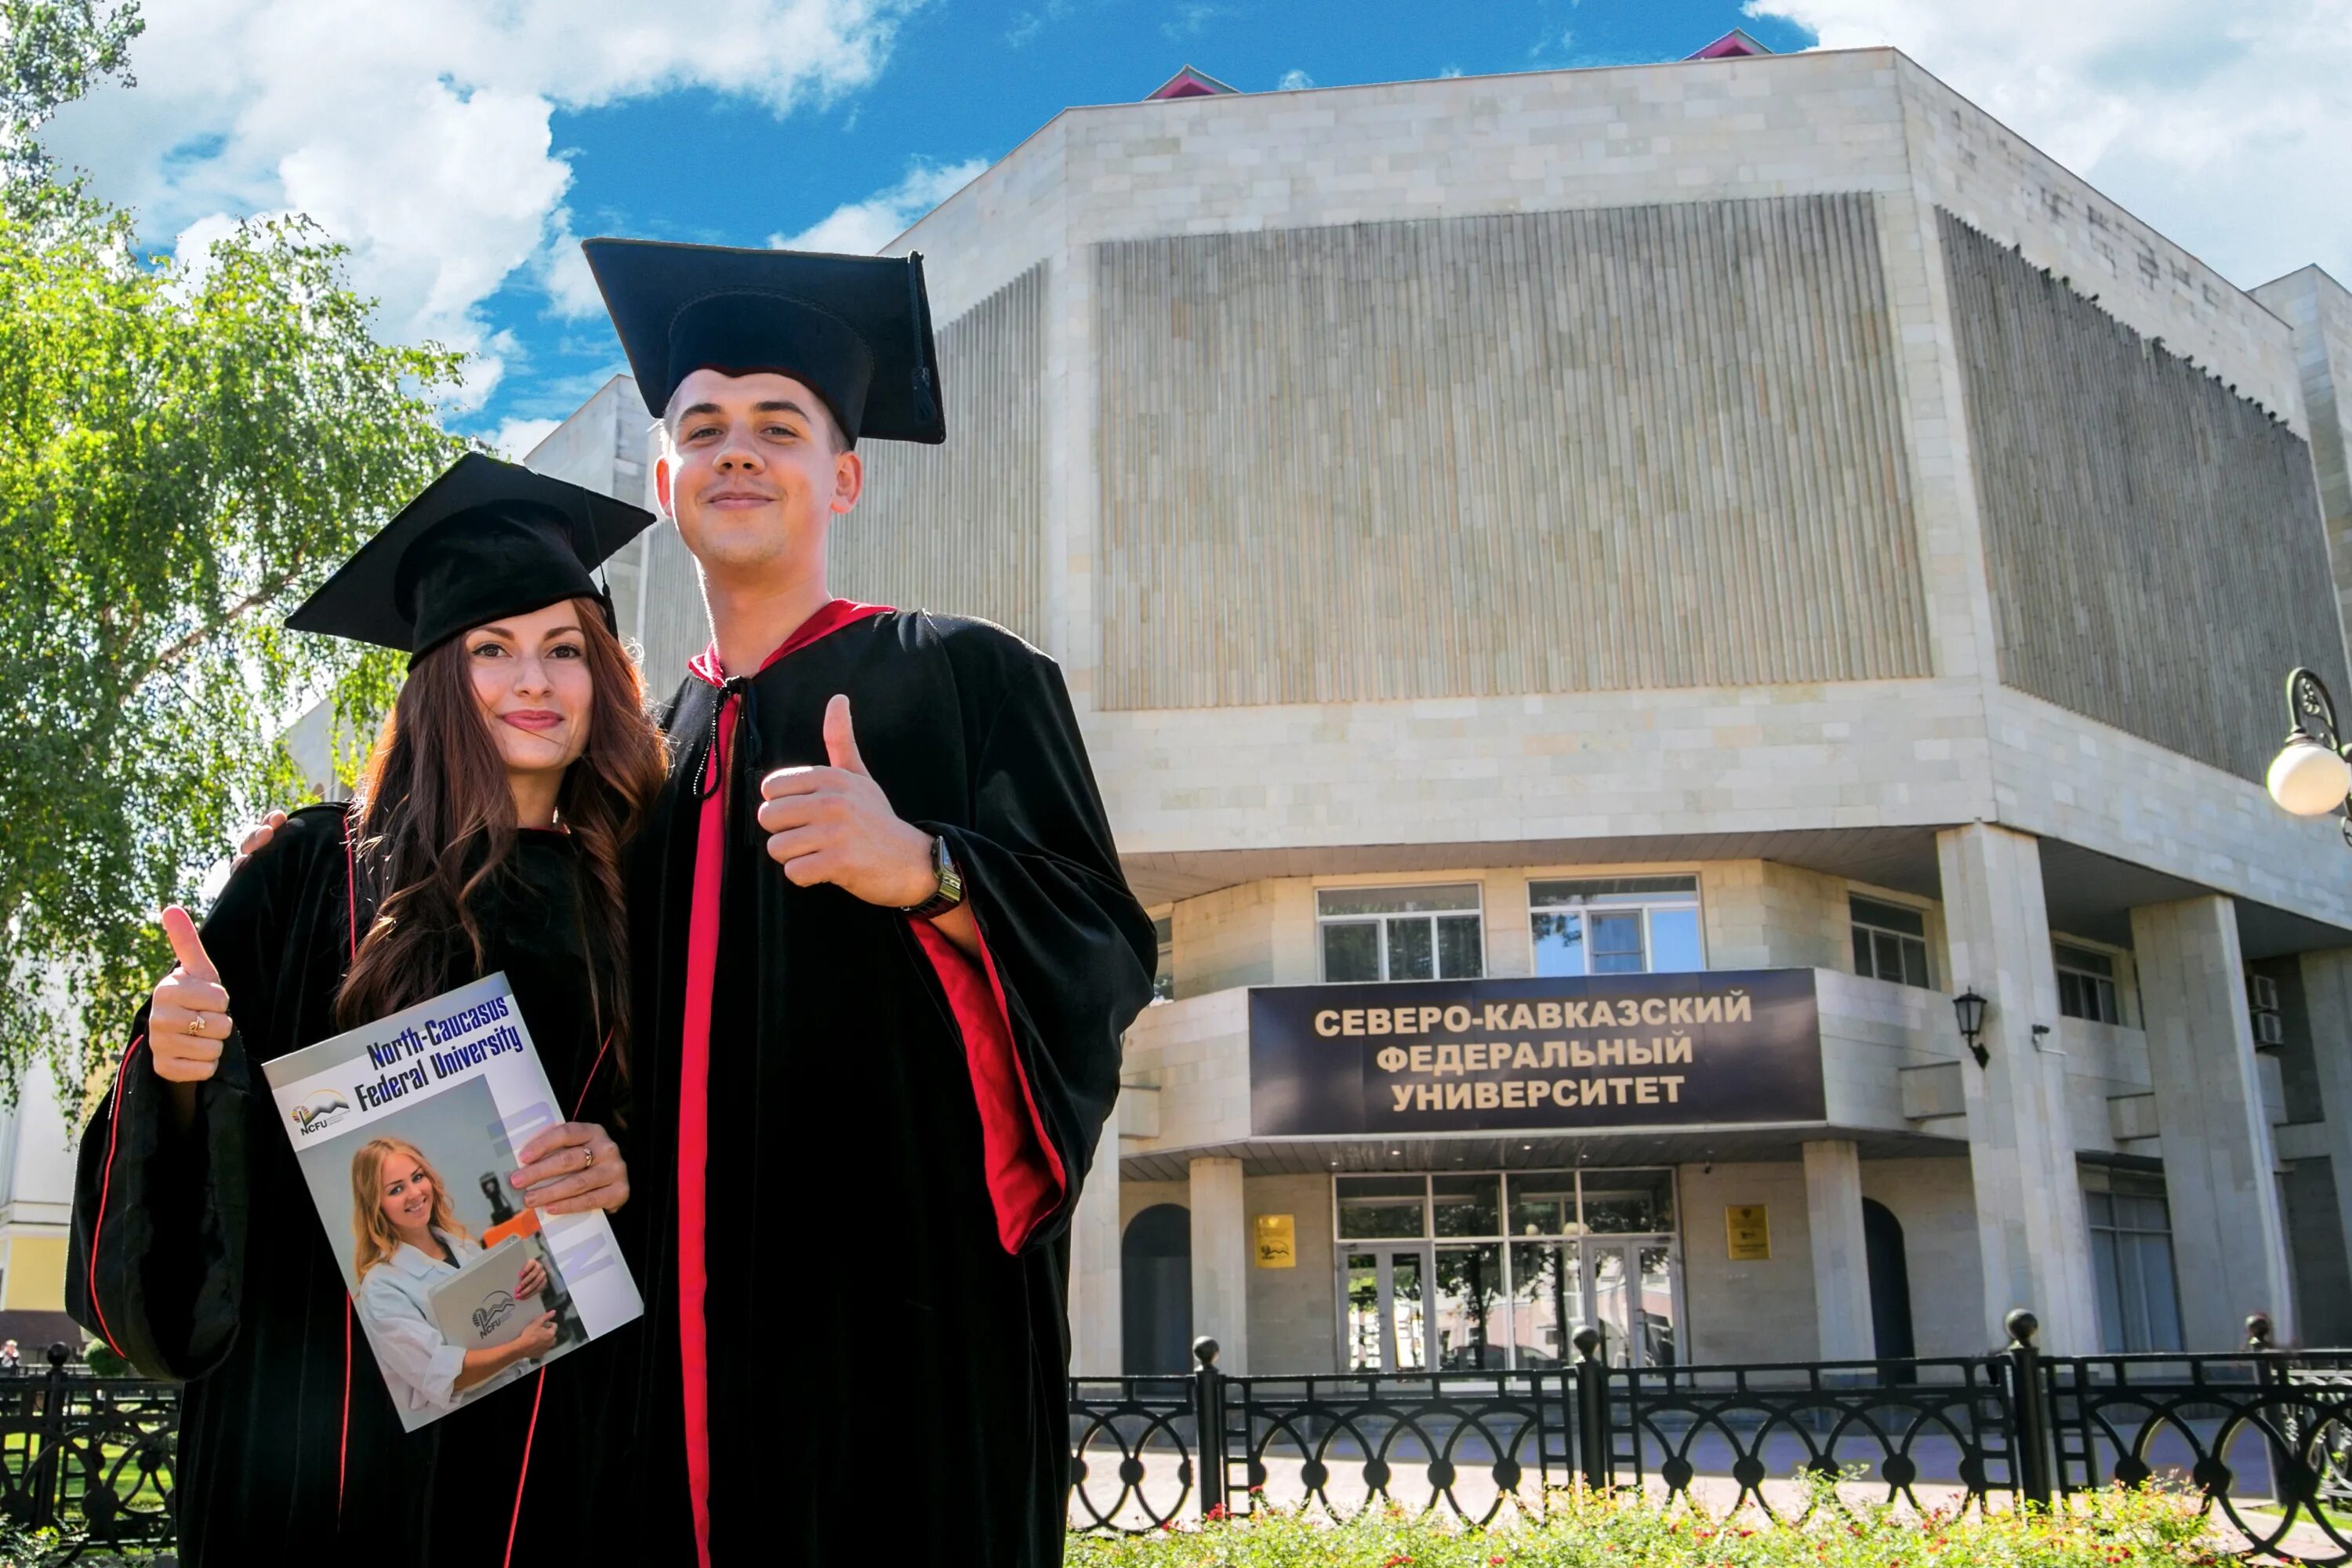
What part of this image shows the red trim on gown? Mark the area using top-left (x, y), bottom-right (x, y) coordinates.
top-left (677, 599), bottom-right (884, 1567)
top-left (85, 1034), bottom-right (145, 1356)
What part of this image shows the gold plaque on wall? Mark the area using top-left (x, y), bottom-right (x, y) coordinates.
top-left (1725, 1204), bottom-right (1771, 1261)
top-left (1254, 1214), bottom-right (1297, 1269)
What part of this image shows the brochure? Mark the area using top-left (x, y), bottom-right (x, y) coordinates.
top-left (263, 972), bottom-right (642, 1431)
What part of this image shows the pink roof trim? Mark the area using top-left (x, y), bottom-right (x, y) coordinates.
top-left (1146, 64), bottom-right (1238, 100)
top-left (1687, 28), bottom-right (1773, 60)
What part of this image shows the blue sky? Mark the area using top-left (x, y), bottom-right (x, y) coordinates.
top-left (35, 0), bottom-right (2351, 454)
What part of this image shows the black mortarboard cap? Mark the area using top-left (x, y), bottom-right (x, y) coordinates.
top-left (582, 238), bottom-right (945, 446)
top-left (285, 452), bottom-right (655, 655)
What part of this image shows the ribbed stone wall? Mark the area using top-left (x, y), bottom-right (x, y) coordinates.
top-left (827, 264), bottom-right (1047, 645)
top-left (1094, 194), bottom-right (1930, 710)
top-left (1943, 212), bottom-right (2345, 780)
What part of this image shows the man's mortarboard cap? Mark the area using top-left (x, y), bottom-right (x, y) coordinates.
top-left (582, 238), bottom-right (946, 446)
top-left (285, 452), bottom-right (655, 655)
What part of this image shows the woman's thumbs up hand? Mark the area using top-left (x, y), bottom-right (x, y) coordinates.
top-left (148, 906), bottom-right (232, 1084)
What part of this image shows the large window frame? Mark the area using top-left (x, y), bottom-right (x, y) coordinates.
top-left (2085, 1174), bottom-right (2183, 1353)
top-left (1333, 1169), bottom-right (1681, 1371)
top-left (1850, 895), bottom-right (1933, 989)
top-left (1317, 884), bottom-right (1486, 983)
top-left (1526, 876), bottom-right (1705, 978)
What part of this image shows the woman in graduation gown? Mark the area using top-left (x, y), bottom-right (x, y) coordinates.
top-left (66, 454), bottom-right (666, 1566)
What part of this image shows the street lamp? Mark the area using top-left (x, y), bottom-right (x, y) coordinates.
top-left (1953, 988), bottom-right (1989, 1069)
top-left (2267, 668), bottom-right (2352, 844)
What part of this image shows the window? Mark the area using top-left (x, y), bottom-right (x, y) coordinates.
top-left (1318, 885), bottom-right (1484, 982)
top-left (1850, 896), bottom-right (1931, 988)
top-left (1527, 877), bottom-right (1703, 977)
top-left (2054, 944), bottom-right (2121, 1025)
top-left (1336, 1171), bottom-right (1681, 1371)
top-left (2086, 1178), bottom-right (2183, 1352)
top-left (1150, 916), bottom-right (1174, 1003)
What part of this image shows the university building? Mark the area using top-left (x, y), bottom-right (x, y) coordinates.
top-left (524, 36), bottom-right (2352, 1375)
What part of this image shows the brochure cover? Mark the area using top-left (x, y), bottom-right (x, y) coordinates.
top-left (263, 973), bottom-right (642, 1431)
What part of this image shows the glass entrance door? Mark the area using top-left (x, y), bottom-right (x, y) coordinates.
top-left (1578, 1241), bottom-right (1680, 1368)
top-left (1344, 1250), bottom-right (1427, 1372)
top-left (1587, 1243), bottom-right (1635, 1367)
top-left (1335, 1171), bottom-right (1681, 1371)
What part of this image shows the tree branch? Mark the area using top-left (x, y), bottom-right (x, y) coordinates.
top-left (127, 555), bottom-right (309, 690)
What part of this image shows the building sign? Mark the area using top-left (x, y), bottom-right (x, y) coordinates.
top-left (1725, 1204), bottom-right (1772, 1260)
top-left (1254, 1214), bottom-right (1297, 1269)
top-left (1247, 970), bottom-right (1824, 1135)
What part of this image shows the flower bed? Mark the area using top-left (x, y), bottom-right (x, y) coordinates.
top-left (1067, 1482), bottom-right (2227, 1568)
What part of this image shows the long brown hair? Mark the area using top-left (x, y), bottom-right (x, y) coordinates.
top-left (335, 597), bottom-right (665, 1078)
top-left (350, 1136), bottom-right (469, 1279)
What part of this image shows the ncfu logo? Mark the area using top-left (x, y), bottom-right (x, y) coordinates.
top-left (289, 1090), bottom-right (350, 1135)
top-left (472, 1292), bottom-right (519, 1340)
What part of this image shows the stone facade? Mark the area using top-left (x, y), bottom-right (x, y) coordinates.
top-left (520, 44), bottom-right (2352, 1372)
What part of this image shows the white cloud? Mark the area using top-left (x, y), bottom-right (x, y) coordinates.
top-left (1163, 3), bottom-right (1234, 39)
top-left (492, 417), bottom-right (562, 460)
top-left (1277, 68), bottom-right (1316, 91)
top-left (40, 0), bottom-right (917, 408)
top-left (536, 209), bottom-right (612, 323)
top-left (768, 158), bottom-right (989, 254)
top-left (1746, 0), bottom-right (2352, 286)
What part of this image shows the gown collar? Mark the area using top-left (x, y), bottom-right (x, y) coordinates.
top-left (686, 598), bottom-right (891, 689)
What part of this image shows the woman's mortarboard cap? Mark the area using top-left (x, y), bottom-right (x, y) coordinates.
top-left (285, 452), bottom-right (656, 655)
top-left (581, 238), bottom-right (946, 447)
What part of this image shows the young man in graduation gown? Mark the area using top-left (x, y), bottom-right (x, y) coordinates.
top-left (581, 241), bottom-right (1156, 1566)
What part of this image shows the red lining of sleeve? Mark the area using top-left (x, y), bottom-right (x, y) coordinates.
top-left (84, 1035), bottom-right (144, 1357)
top-left (909, 920), bottom-right (1065, 1254)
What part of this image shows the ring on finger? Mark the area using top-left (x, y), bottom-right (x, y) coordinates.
top-left (582, 1145), bottom-right (595, 1170)
top-left (183, 1014), bottom-right (205, 1036)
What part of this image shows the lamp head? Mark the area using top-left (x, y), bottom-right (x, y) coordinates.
top-left (1953, 988), bottom-right (1990, 1069)
top-left (2267, 731), bottom-right (2352, 817)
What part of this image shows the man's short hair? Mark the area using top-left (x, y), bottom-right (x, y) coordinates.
top-left (659, 379), bottom-right (849, 456)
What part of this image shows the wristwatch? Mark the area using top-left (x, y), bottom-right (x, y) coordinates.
top-left (902, 834), bottom-right (967, 920)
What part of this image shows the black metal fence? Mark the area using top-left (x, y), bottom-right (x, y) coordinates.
top-left (1069, 1310), bottom-right (2352, 1563)
top-left (0, 1344), bottom-right (176, 1559)
top-left (11, 1315), bottom-right (2350, 1563)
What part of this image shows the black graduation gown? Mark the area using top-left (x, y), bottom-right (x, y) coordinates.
top-left (608, 608), bottom-right (1155, 1566)
top-left (67, 804), bottom-right (637, 1566)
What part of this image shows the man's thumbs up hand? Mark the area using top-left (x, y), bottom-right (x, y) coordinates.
top-left (823, 693), bottom-right (869, 777)
top-left (757, 694), bottom-right (935, 907)
top-left (150, 906), bottom-right (231, 1084)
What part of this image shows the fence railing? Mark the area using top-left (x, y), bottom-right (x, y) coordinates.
top-left (0, 1343), bottom-right (176, 1559)
top-left (1069, 1309), bottom-right (2352, 1564)
top-left (9, 1314), bottom-right (2347, 1562)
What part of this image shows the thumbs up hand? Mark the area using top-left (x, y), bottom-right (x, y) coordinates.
top-left (755, 694), bottom-right (937, 907)
top-left (149, 906), bottom-right (232, 1084)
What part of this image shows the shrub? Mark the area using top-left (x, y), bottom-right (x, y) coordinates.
top-left (1066, 1477), bottom-right (2223, 1568)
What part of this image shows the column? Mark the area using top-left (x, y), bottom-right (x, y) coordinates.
top-left (1067, 1116), bottom-right (1123, 1375)
top-left (2297, 949), bottom-right (2352, 1330)
top-left (1189, 1156), bottom-right (1249, 1374)
top-left (1936, 823), bottom-right (2102, 1353)
top-left (1803, 1139), bottom-right (1875, 1359)
top-left (2132, 897), bottom-right (2295, 1348)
